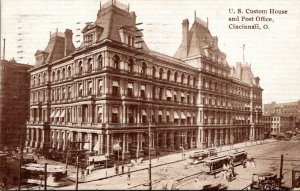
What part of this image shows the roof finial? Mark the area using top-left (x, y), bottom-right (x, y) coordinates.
top-left (194, 10), bottom-right (196, 21)
top-left (207, 17), bottom-right (209, 28)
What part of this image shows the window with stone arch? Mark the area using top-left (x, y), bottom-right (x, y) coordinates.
top-left (38, 74), bottom-right (41, 85)
top-left (32, 76), bottom-right (36, 86)
top-left (174, 72), bottom-right (178, 82)
top-left (43, 72), bottom-right (46, 84)
top-left (57, 70), bottom-right (61, 81)
top-left (167, 70), bottom-right (171, 81)
top-left (97, 55), bottom-right (103, 70)
top-left (87, 58), bottom-right (93, 72)
top-left (128, 59), bottom-right (134, 73)
top-left (141, 62), bottom-right (147, 75)
top-left (112, 55), bottom-right (120, 70)
top-left (187, 75), bottom-right (191, 86)
top-left (62, 68), bottom-right (66, 80)
top-left (152, 66), bottom-right (156, 78)
top-left (78, 61), bottom-right (83, 75)
top-left (159, 68), bottom-right (164, 80)
top-left (52, 71), bottom-right (55, 82)
top-left (67, 66), bottom-right (72, 78)
top-left (181, 73), bottom-right (185, 84)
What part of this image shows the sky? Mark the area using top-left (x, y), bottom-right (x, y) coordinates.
top-left (1, 0), bottom-right (300, 104)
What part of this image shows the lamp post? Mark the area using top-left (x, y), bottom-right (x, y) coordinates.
top-left (148, 122), bottom-right (152, 190)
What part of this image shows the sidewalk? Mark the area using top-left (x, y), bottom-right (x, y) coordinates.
top-left (66, 139), bottom-right (277, 183)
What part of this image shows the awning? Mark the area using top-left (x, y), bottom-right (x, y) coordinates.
top-left (141, 85), bottom-right (145, 90)
top-left (241, 116), bottom-right (245, 120)
top-left (112, 108), bottom-right (118, 114)
top-left (204, 115), bottom-right (207, 119)
top-left (89, 82), bottom-right (92, 88)
top-left (158, 110), bottom-right (163, 115)
top-left (55, 110), bottom-right (60, 118)
top-left (112, 81), bottom-right (119, 87)
top-left (174, 111), bottom-right (179, 119)
top-left (166, 90), bottom-right (172, 98)
top-left (181, 112), bottom-right (186, 119)
top-left (60, 110), bottom-right (65, 118)
top-left (181, 92), bottom-right (185, 97)
top-left (235, 116), bottom-right (239, 120)
top-left (98, 80), bottom-right (103, 86)
top-left (127, 83), bottom-right (133, 89)
top-left (187, 112), bottom-right (191, 117)
top-left (67, 133), bottom-right (71, 140)
top-left (79, 83), bottom-right (83, 89)
top-left (50, 110), bottom-right (55, 118)
top-left (173, 91), bottom-right (177, 96)
top-left (93, 140), bottom-right (100, 151)
top-left (142, 109), bottom-right (147, 116)
top-left (166, 111), bottom-right (170, 116)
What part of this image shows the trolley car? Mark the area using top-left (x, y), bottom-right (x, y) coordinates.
top-left (230, 150), bottom-right (247, 166)
top-left (202, 155), bottom-right (230, 174)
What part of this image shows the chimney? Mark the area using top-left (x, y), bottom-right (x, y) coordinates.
top-left (182, 19), bottom-right (189, 49)
top-left (64, 29), bottom-right (73, 57)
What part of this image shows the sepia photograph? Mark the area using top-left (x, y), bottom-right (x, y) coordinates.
top-left (0, 0), bottom-right (300, 190)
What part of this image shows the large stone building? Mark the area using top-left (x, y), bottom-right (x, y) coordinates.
top-left (0, 59), bottom-right (32, 150)
top-left (264, 100), bottom-right (300, 129)
top-left (26, 1), bottom-right (263, 158)
top-left (270, 115), bottom-right (296, 137)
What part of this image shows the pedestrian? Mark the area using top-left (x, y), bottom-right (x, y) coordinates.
top-left (115, 165), bottom-right (119, 175)
top-left (122, 165), bottom-right (124, 174)
top-left (127, 173), bottom-right (131, 186)
top-left (156, 150), bottom-right (160, 162)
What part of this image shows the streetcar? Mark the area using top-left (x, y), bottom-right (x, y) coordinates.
top-left (21, 163), bottom-right (67, 187)
top-left (202, 155), bottom-right (230, 174)
top-left (86, 155), bottom-right (115, 172)
top-left (188, 150), bottom-right (209, 164)
top-left (230, 150), bottom-right (247, 166)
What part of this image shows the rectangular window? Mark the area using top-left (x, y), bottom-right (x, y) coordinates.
top-left (78, 83), bottom-right (83, 97)
top-left (127, 82), bottom-right (133, 97)
top-left (98, 79), bottom-right (103, 96)
top-left (84, 33), bottom-right (93, 46)
top-left (112, 80), bottom-right (119, 96)
top-left (88, 81), bottom-right (92, 96)
top-left (141, 85), bottom-right (146, 98)
top-left (152, 86), bottom-right (156, 100)
top-left (98, 106), bottom-right (103, 123)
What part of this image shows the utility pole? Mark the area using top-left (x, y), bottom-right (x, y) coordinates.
top-left (44, 163), bottom-right (47, 190)
top-left (148, 122), bottom-right (152, 190)
top-left (18, 131), bottom-right (23, 191)
top-left (69, 140), bottom-right (89, 191)
top-left (279, 155), bottom-right (284, 189)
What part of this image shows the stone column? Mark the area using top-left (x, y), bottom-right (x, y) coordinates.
top-left (106, 134), bottom-right (110, 155)
top-left (35, 129), bottom-right (40, 148)
top-left (31, 129), bottom-right (35, 147)
top-left (122, 133), bottom-right (126, 159)
top-left (163, 131), bottom-right (167, 150)
top-left (100, 134), bottom-right (104, 154)
top-left (220, 129), bottom-right (224, 145)
top-left (225, 128), bottom-right (229, 145)
top-left (89, 133), bottom-right (93, 152)
top-left (40, 129), bottom-right (45, 148)
top-left (136, 133), bottom-right (140, 158)
top-left (207, 129), bottom-right (211, 147)
top-left (190, 130), bottom-right (194, 148)
top-left (214, 129), bottom-right (218, 146)
top-left (170, 132), bottom-right (175, 150)
top-left (126, 134), bottom-right (129, 152)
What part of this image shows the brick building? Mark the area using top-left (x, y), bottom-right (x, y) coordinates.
top-left (26, 1), bottom-right (263, 158)
top-left (0, 59), bottom-right (32, 150)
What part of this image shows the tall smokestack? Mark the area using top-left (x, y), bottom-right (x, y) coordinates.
top-left (64, 29), bottom-right (73, 57)
top-left (182, 19), bottom-right (189, 56)
top-left (3, 38), bottom-right (5, 60)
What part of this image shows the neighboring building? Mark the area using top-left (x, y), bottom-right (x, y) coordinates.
top-left (270, 115), bottom-right (296, 137)
top-left (0, 59), bottom-right (32, 150)
top-left (262, 115), bottom-right (272, 139)
top-left (26, 1), bottom-right (263, 158)
top-left (264, 100), bottom-right (300, 129)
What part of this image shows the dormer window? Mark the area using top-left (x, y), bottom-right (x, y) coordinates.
top-left (84, 33), bottom-right (93, 46)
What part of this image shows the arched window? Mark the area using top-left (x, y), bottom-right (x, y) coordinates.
top-left (68, 66), bottom-right (72, 78)
top-left (33, 76), bottom-right (36, 86)
top-left (97, 55), bottom-right (103, 70)
top-left (152, 66), bottom-right (156, 78)
top-left (187, 75), bottom-right (191, 86)
top-left (181, 73), bottom-right (185, 84)
top-left (62, 68), bottom-right (66, 80)
top-left (78, 61), bottom-right (83, 75)
top-left (159, 68), bottom-right (163, 80)
top-left (174, 72), bottom-right (178, 82)
top-left (88, 58), bottom-right (93, 72)
top-left (43, 73), bottom-right (46, 84)
top-left (193, 76), bottom-right (197, 87)
top-left (38, 74), bottom-right (41, 85)
top-left (52, 71), bottom-right (55, 82)
top-left (167, 70), bottom-right (171, 81)
top-left (112, 55), bottom-right (120, 70)
top-left (142, 62), bottom-right (147, 75)
top-left (57, 70), bottom-right (61, 81)
top-left (128, 59), bottom-right (134, 73)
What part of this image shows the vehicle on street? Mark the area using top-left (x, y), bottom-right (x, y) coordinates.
top-left (230, 150), bottom-right (248, 166)
top-left (21, 163), bottom-right (67, 187)
top-left (86, 155), bottom-right (115, 172)
top-left (202, 155), bottom-right (230, 174)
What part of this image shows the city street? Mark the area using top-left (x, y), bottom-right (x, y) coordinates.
top-left (42, 139), bottom-right (300, 190)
